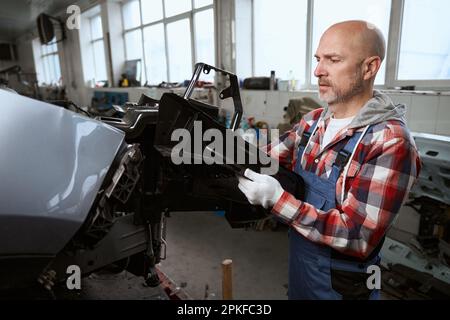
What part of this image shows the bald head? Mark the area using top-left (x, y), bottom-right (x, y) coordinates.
top-left (314, 20), bottom-right (386, 109)
top-left (324, 20), bottom-right (386, 62)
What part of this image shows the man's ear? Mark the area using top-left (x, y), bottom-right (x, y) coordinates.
top-left (363, 56), bottom-right (381, 81)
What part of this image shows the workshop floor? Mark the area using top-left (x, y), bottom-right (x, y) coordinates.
top-left (0, 208), bottom-right (419, 300)
top-left (158, 211), bottom-right (290, 300)
top-left (157, 211), bottom-right (401, 300)
top-left (157, 210), bottom-right (412, 300)
top-left (40, 207), bottom-right (416, 300)
top-left (61, 208), bottom-right (415, 300)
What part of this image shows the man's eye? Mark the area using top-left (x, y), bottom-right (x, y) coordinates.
top-left (331, 59), bottom-right (339, 63)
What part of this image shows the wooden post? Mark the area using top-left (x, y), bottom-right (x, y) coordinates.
top-left (222, 259), bottom-right (233, 300)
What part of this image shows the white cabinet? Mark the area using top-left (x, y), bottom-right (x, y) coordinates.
top-left (229, 90), bottom-right (450, 136)
top-left (436, 96), bottom-right (450, 136)
top-left (265, 91), bottom-right (285, 127)
top-left (240, 90), bottom-right (266, 118)
top-left (240, 90), bottom-right (281, 127)
top-left (408, 95), bottom-right (439, 134)
top-left (239, 90), bottom-right (327, 128)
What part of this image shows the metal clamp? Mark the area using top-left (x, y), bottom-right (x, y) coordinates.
top-left (183, 62), bottom-right (243, 132)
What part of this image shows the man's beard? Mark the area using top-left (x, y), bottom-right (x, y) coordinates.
top-left (318, 69), bottom-right (365, 105)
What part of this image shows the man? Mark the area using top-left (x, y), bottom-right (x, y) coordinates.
top-left (237, 20), bottom-right (421, 300)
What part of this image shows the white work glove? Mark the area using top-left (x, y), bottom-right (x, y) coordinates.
top-left (238, 169), bottom-right (284, 209)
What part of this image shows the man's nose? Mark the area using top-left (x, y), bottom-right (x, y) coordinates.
top-left (314, 61), bottom-right (327, 78)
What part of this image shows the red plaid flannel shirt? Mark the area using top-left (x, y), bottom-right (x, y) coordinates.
top-left (265, 108), bottom-right (421, 259)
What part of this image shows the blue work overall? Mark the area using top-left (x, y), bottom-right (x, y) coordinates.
top-left (288, 120), bottom-right (381, 300)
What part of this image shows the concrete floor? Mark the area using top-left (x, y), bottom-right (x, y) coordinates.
top-left (157, 210), bottom-right (411, 300)
top-left (1, 211), bottom-right (288, 300)
top-left (0, 206), bottom-right (433, 300)
top-left (55, 206), bottom-right (420, 300)
top-left (1, 269), bottom-right (169, 300)
top-left (58, 270), bottom-right (169, 300)
top-left (6, 205), bottom-right (419, 300)
top-left (158, 211), bottom-right (290, 300)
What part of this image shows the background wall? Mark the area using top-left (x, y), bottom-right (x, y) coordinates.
top-left (218, 89), bottom-right (450, 136)
top-left (6, 0), bottom-right (450, 138)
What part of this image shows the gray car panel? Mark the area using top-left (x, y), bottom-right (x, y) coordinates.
top-left (0, 91), bottom-right (125, 255)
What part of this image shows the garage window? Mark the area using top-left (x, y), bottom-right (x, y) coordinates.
top-left (121, 0), bottom-right (215, 84)
top-left (33, 40), bottom-right (61, 86)
top-left (79, 5), bottom-right (109, 86)
top-left (89, 15), bottom-right (108, 83)
top-left (254, 0), bottom-right (308, 84)
top-left (235, 0), bottom-right (308, 84)
top-left (397, 0), bottom-right (450, 80)
top-left (311, 0), bottom-right (391, 86)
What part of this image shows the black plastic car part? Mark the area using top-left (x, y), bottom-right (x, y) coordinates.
top-left (101, 63), bottom-right (305, 228)
top-left (153, 63), bottom-right (305, 226)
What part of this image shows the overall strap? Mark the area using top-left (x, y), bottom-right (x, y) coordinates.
top-left (298, 119), bottom-right (320, 165)
top-left (328, 125), bottom-right (372, 185)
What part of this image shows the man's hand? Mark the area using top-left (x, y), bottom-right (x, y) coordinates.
top-left (238, 169), bottom-right (284, 209)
